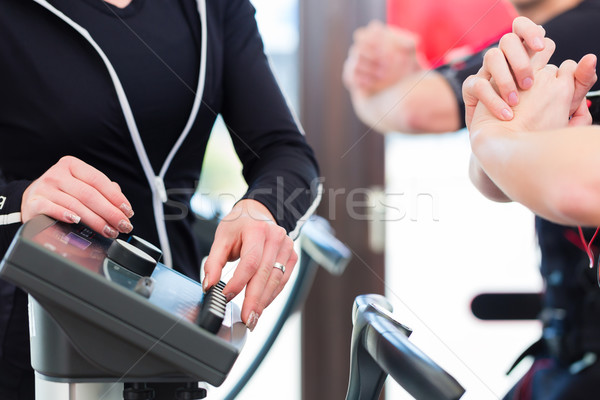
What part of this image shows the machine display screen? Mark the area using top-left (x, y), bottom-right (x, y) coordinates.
top-left (32, 221), bottom-right (205, 324)
top-left (33, 223), bottom-right (108, 273)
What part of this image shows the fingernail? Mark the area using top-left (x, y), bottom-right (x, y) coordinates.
top-left (501, 108), bottom-right (513, 120)
top-left (117, 219), bottom-right (133, 233)
top-left (246, 311), bottom-right (259, 332)
top-left (202, 275), bottom-right (209, 292)
top-left (120, 203), bottom-right (134, 218)
top-left (103, 225), bottom-right (118, 238)
top-left (225, 293), bottom-right (235, 302)
top-left (522, 77), bottom-right (533, 89)
top-left (64, 211), bottom-right (81, 224)
top-left (533, 37), bottom-right (544, 51)
top-left (508, 91), bottom-right (518, 106)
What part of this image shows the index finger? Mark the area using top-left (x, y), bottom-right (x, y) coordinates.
top-left (529, 37), bottom-right (556, 71)
top-left (67, 157), bottom-right (134, 218)
top-left (202, 233), bottom-right (234, 292)
top-left (512, 16), bottom-right (546, 52)
top-left (462, 72), bottom-right (513, 128)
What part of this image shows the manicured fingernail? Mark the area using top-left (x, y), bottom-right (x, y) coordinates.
top-left (501, 108), bottom-right (513, 120)
top-left (246, 311), bottom-right (259, 332)
top-left (522, 77), bottom-right (533, 89)
top-left (103, 225), bottom-right (118, 238)
top-left (120, 203), bottom-right (134, 218)
top-left (202, 275), bottom-right (209, 292)
top-left (508, 91), bottom-right (518, 106)
top-left (225, 293), bottom-right (235, 302)
top-left (532, 37), bottom-right (544, 51)
top-left (117, 219), bottom-right (133, 233)
top-left (64, 211), bottom-right (81, 224)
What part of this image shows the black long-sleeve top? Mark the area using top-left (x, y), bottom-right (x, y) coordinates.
top-left (0, 0), bottom-right (320, 281)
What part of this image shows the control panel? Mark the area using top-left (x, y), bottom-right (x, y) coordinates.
top-left (0, 215), bottom-right (245, 385)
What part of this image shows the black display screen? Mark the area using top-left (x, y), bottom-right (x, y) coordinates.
top-left (32, 221), bottom-right (204, 324)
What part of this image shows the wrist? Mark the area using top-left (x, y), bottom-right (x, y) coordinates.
top-left (232, 199), bottom-right (275, 223)
top-left (470, 123), bottom-right (524, 182)
top-left (470, 118), bottom-right (521, 145)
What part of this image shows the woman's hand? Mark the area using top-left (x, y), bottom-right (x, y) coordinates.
top-left (202, 199), bottom-right (297, 331)
top-left (21, 156), bottom-right (134, 238)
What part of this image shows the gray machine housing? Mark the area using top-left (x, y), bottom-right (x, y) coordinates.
top-left (0, 215), bottom-right (245, 386)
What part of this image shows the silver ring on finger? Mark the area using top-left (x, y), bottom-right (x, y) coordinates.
top-left (273, 262), bottom-right (286, 274)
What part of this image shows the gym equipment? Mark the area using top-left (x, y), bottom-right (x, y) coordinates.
top-left (0, 215), bottom-right (245, 400)
top-left (346, 294), bottom-right (466, 400)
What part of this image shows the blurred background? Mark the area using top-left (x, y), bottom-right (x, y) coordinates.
top-left (196, 0), bottom-right (543, 399)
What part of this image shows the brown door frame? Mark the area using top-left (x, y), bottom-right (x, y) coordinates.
top-left (299, 1), bottom-right (387, 399)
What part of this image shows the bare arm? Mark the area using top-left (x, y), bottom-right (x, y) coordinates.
top-left (467, 24), bottom-right (598, 226)
top-left (348, 70), bottom-right (461, 133)
top-left (471, 122), bottom-right (600, 226)
top-left (464, 17), bottom-right (597, 214)
top-left (468, 155), bottom-right (511, 202)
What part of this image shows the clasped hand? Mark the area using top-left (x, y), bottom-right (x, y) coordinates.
top-left (343, 20), bottom-right (423, 96)
top-left (463, 16), bottom-right (597, 134)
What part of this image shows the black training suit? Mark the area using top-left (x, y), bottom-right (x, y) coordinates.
top-left (0, 1), bottom-right (320, 397)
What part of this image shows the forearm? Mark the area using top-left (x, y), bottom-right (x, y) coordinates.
top-left (349, 71), bottom-right (461, 134)
top-left (221, 0), bottom-right (321, 236)
top-left (468, 154), bottom-right (511, 202)
top-left (471, 124), bottom-right (600, 226)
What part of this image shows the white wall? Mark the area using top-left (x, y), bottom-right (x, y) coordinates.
top-left (384, 131), bottom-right (543, 399)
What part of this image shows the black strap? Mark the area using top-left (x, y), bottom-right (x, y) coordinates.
top-left (506, 338), bottom-right (547, 375)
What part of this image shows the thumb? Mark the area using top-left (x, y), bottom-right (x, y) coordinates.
top-left (572, 54), bottom-right (598, 114)
top-left (569, 98), bottom-right (593, 127)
